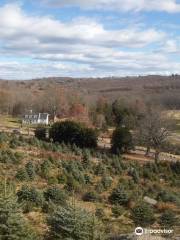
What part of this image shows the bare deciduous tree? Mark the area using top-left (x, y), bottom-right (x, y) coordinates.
top-left (136, 106), bottom-right (172, 162)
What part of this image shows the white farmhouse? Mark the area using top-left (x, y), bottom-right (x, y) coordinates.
top-left (22, 113), bottom-right (49, 125)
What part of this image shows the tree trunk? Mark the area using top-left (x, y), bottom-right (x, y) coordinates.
top-left (145, 146), bottom-right (150, 156)
top-left (154, 150), bottom-right (160, 163)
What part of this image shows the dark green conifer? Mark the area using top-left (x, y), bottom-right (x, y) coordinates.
top-left (48, 198), bottom-right (103, 240)
top-left (0, 180), bottom-right (38, 239)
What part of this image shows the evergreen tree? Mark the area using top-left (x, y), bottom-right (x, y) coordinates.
top-left (111, 127), bottom-right (134, 154)
top-left (44, 186), bottom-right (67, 205)
top-left (82, 150), bottom-right (91, 169)
top-left (17, 185), bottom-right (44, 212)
top-left (82, 191), bottom-right (99, 202)
top-left (0, 196), bottom-right (38, 239)
top-left (128, 168), bottom-right (140, 184)
top-left (160, 210), bottom-right (176, 228)
top-left (101, 175), bottom-right (112, 190)
top-left (0, 181), bottom-right (38, 239)
top-left (16, 169), bottom-right (28, 181)
top-left (49, 121), bottom-right (97, 148)
top-left (110, 157), bottom-right (123, 174)
top-left (131, 203), bottom-right (155, 227)
top-left (109, 186), bottom-right (129, 206)
top-left (34, 126), bottom-right (47, 141)
top-left (47, 200), bottom-right (103, 240)
top-left (25, 162), bottom-right (36, 180)
top-left (40, 160), bottom-right (51, 179)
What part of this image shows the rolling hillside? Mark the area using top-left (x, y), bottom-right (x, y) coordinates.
top-left (0, 75), bottom-right (180, 106)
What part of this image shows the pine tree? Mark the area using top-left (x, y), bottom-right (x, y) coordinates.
top-left (109, 186), bottom-right (129, 206)
top-left (44, 186), bottom-right (67, 205)
top-left (111, 127), bottom-right (134, 154)
top-left (0, 180), bottom-right (38, 239)
top-left (131, 203), bottom-right (155, 227)
top-left (160, 210), bottom-right (176, 228)
top-left (25, 162), bottom-right (36, 180)
top-left (82, 149), bottom-right (91, 169)
top-left (17, 185), bottom-right (44, 208)
top-left (47, 198), bottom-right (103, 240)
top-left (41, 160), bottom-right (51, 179)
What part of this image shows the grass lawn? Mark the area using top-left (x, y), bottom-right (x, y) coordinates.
top-left (0, 115), bottom-right (21, 129)
top-left (0, 115), bottom-right (35, 135)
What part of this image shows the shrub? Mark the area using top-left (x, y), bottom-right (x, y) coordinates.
top-left (35, 126), bottom-right (47, 141)
top-left (49, 121), bottom-right (98, 148)
top-left (84, 174), bottom-right (92, 184)
top-left (95, 208), bottom-right (105, 219)
top-left (82, 191), bottom-right (99, 202)
top-left (42, 201), bottom-right (56, 214)
top-left (0, 132), bottom-right (9, 144)
top-left (25, 162), bottom-right (36, 180)
top-left (94, 163), bottom-right (107, 176)
top-left (143, 167), bottom-right (154, 180)
top-left (131, 203), bottom-right (155, 227)
top-left (101, 176), bottom-right (113, 190)
top-left (109, 186), bottom-right (129, 206)
top-left (170, 161), bottom-right (180, 175)
top-left (16, 168), bottom-right (28, 181)
top-left (27, 137), bottom-right (41, 147)
top-left (0, 149), bottom-right (23, 164)
top-left (111, 205), bottom-right (125, 218)
top-left (9, 138), bottom-right (20, 148)
top-left (111, 127), bottom-right (133, 154)
top-left (40, 159), bottom-right (51, 179)
top-left (128, 168), bottom-right (140, 183)
top-left (62, 161), bottom-right (85, 184)
top-left (82, 149), bottom-right (91, 169)
top-left (58, 174), bottom-right (67, 184)
top-left (17, 185), bottom-right (44, 211)
top-left (72, 144), bottom-right (82, 156)
top-left (95, 182), bottom-right (104, 194)
top-left (110, 157), bottom-right (123, 174)
top-left (47, 176), bottom-right (59, 185)
top-left (44, 186), bottom-right (67, 205)
top-left (65, 175), bottom-right (81, 193)
top-left (159, 210), bottom-right (176, 228)
top-left (157, 191), bottom-right (180, 205)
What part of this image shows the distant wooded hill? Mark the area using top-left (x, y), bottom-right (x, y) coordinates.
top-left (0, 75), bottom-right (180, 114)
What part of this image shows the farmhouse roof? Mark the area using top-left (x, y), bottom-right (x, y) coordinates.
top-left (24, 113), bottom-right (49, 119)
top-left (24, 114), bottom-right (38, 119)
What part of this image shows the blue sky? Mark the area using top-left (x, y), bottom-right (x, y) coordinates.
top-left (0, 0), bottom-right (180, 79)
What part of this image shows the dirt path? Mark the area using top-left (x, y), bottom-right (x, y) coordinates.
top-left (98, 138), bottom-right (180, 163)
